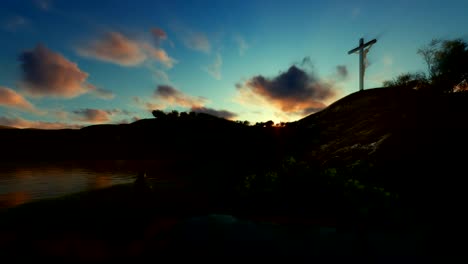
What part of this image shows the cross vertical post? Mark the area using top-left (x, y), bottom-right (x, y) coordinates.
top-left (359, 38), bottom-right (364, 91)
top-left (348, 37), bottom-right (377, 91)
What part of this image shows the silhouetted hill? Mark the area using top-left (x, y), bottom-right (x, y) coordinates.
top-left (2, 87), bottom-right (468, 169)
top-left (2, 88), bottom-right (468, 189)
top-left (291, 87), bottom-right (468, 168)
top-left (290, 88), bottom-right (423, 164)
top-left (0, 112), bottom-right (280, 176)
top-left (0, 125), bottom-right (17, 129)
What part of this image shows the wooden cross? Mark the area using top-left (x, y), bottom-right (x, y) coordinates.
top-left (348, 38), bottom-right (377, 91)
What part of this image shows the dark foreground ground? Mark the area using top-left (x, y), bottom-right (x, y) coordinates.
top-left (0, 176), bottom-right (438, 263)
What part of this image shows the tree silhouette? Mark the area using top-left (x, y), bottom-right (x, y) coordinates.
top-left (180, 111), bottom-right (189, 119)
top-left (254, 122), bottom-right (264, 127)
top-left (384, 38), bottom-right (468, 93)
top-left (167, 110), bottom-right (179, 119)
top-left (417, 39), bottom-right (441, 79)
top-left (430, 39), bottom-right (468, 92)
top-left (189, 111), bottom-right (197, 119)
top-left (152, 109), bottom-right (166, 119)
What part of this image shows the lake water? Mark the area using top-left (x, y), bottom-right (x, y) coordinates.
top-left (0, 160), bottom-right (147, 209)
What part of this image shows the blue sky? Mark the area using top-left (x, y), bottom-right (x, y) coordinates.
top-left (1, 0), bottom-right (467, 128)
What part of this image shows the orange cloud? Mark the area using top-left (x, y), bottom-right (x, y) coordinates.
top-left (86, 84), bottom-right (115, 100)
top-left (132, 96), bottom-right (163, 112)
top-left (141, 43), bottom-right (177, 68)
top-left (77, 31), bottom-right (176, 68)
top-left (134, 86), bottom-right (237, 120)
top-left (71, 108), bottom-right (133, 124)
top-left (0, 116), bottom-right (81, 129)
top-left (18, 44), bottom-right (90, 98)
top-left (76, 32), bottom-right (146, 66)
top-left (150, 86), bottom-right (237, 119)
top-left (72, 109), bottom-right (111, 123)
top-left (0, 86), bottom-right (35, 111)
top-left (153, 85), bottom-right (206, 108)
top-left (151, 27), bottom-right (167, 45)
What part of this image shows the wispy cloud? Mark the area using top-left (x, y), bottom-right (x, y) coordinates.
top-left (76, 32), bottom-right (146, 66)
top-left (141, 43), bottom-right (177, 68)
top-left (153, 69), bottom-right (170, 83)
top-left (87, 84), bottom-right (115, 100)
top-left (336, 65), bottom-right (348, 80)
top-left (203, 52), bottom-right (222, 80)
top-left (172, 23), bottom-right (211, 53)
top-left (0, 86), bottom-right (36, 112)
top-left (151, 27), bottom-right (167, 45)
top-left (49, 109), bottom-right (69, 120)
top-left (3, 16), bottom-right (29, 32)
top-left (233, 34), bottom-right (249, 56)
top-left (132, 96), bottom-right (163, 112)
top-left (133, 85), bottom-right (237, 119)
top-left (383, 55), bottom-right (393, 66)
top-left (184, 32), bottom-right (210, 53)
top-left (76, 31), bottom-right (176, 68)
top-left (151, 85), bottom-right (237, 119)
top-left (117, 116), bottom-right (140, 125)
top-left (153, 85), bottom-right (207, 108)
top-left (35, 0), bottom-right (52, 11)
top-left (0, 116), bottom-right (81, 129)
top-left (351, 7), bottom-right (361, 19)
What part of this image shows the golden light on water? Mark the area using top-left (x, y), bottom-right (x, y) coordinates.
top-left (0, 191), bottom-right (30, 208)
top-left (0, 161), bottom-right (136, 209)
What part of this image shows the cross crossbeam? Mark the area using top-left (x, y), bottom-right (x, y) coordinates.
top-left (348, 38), bottom-right (377, 91)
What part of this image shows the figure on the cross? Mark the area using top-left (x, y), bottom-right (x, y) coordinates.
top-left (348, 38), bottom-right (377, 91)
top-left (363, 45), bottom-right (373, 74)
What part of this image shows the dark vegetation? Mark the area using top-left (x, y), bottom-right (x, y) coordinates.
top-left (383, 38), bottom-right (468, 92)
top-left (1, 38), bottom-right (467, 260)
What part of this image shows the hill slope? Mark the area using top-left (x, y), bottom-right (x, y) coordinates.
top-left (285, 87), bottom-right (468, 217)
top-left (293, 87), bottom-right (468, 164)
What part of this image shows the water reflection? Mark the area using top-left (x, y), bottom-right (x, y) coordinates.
top-left (0, 191), bottom-right (30, 208)
top-left (88, 175), bottom-right (113, 190)
top-left (0, 160), bottom-right (139, 209)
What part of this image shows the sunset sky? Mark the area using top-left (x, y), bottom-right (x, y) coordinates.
top-left (1, 0), bottom-right (467, 128)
